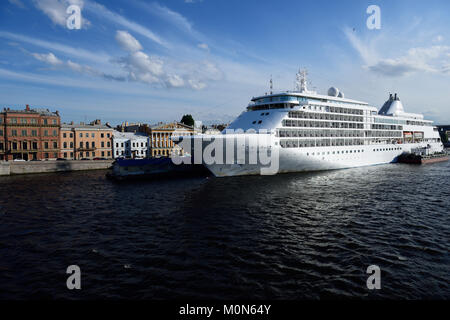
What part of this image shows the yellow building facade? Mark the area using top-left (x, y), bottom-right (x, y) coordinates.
top-left (60, 120), bottom-right (114, 159)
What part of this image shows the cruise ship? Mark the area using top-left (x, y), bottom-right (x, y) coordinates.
top-left (177, 70), bottom-right (444, 177)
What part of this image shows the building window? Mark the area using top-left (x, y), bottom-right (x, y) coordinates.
top-left (32, 142), bottom-right (37, 149)
top-left (92, 142), bottom-right (95, 148)
top-left (44, 130), bottom-right (48, 136)
top-left (31, 119), bottom-right (37, 124)
top-left (107, 133), bottom-right (110, 138)
top-left (107, 142), bottom-right (110, 147)
top-left (107, 151), bottom-right (110, 156)
top-left (63, 133), bottom-right (67, 138)
top-left (80, 141), bottom-right (83, 148)
top-left (91, 133), bottom-right (95, 138)
top-left (70, 142), bottom-right (73, 148)
top-left (79, 133), bottom-right (82, 138)
top-left (43, 119), bottom-right (48, 125)
top-left (53, 130), bottom-right (57, 136)
top-left (11, 118), bottom-right (17, 124)
top-left (12, 129), bottom-right (17, 136)
top-left (86, 142), bottom-right (89, 148)
top-left (32, 130), bottom-right (37, 136)
top-left (70, 152), bottom-right (73, 158)
top-left (101, 142), bottom-right (104, 147)
top-left (64, 152), bottom-right (67, 158)
top-left (45, 153), bottom-right (49, 158)
top-left (53, 119), bottom-right (57, 125)
top-left (64, 142), bottom-right (67, 148)
top-left (86, 152), bottom-right (90, 157)
top-left (21, 118), bottom-right (27, 124)
top-left (22, 142), bottom-right (27, 150)
top-left (44, 142), bottom-right (49, 149)
top-left (85, 133), bottom-right (89, 137)
top-left (70, 133), bottom-right (73, 138)
top-left (101, 133), bottom-right (104, 138)
top-left (101, 151), bottom-right (105, 156)
top-left (0, 129), bottom-right (2, 136)
top-left (12, 142), bottom-right (17, 150)
top-left (53, 153), bottom-right (57, 158)
top-left (53, 142), bottom-right (57, 149)
top-left (93, 152), bottom-right (96, 157)
top-left (0, 142), bottom-right (3, 150)
top-left (22, 130), bottom-right (27, 136)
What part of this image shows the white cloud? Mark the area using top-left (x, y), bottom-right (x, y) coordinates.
top-left (0, 31), bottom-right (111, 64)
top-left (115, 30), bottom-right (143, 52)
top-left (31, 52), bottom-right (63, 66)
top-left (31, 51), bottom-right (125, 81)
top-left (85, 1), bottom-right (166, 47)
top-left (165, 74), bottom-right (185, 88)
top-left (198, 43), bottom-right (209, 51)
top-left (8, 0), bottom-right (26, 9)
top-left (433, 35), bottom-right (444, 43)
top-left (343, 27), bottom-right (378, 65)
top-left (369, 46), bottom-right (450, 77)
top-left (149, 2), bottom-right (193, 33)
top-left (188, 79), bottom-right (206, 90)
top-left (33, 0), bottom-right (89, 28)
top-left (113, 31), bottom-right (222, 90)
top-left (344, 27), bottom-right (450, 77)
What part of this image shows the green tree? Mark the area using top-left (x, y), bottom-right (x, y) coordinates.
top-left (180, 114), bottom-right (194, 127)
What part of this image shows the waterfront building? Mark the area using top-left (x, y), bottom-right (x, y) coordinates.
top-left (0, 105), bottom-right (60, 161)
top-left (60, 120), bottom-right (114, 159)
top-left (115, 121), bottom-right (196, 157)
top-left (112, 131), bottom-right (149, 158)
top-left (148, 122), bottom-right (195, 157)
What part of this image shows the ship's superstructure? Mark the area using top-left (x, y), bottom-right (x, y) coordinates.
top-left (184, 70), bottom-right (444, 177)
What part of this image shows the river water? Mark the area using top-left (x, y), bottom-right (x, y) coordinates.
top-left (0, 160), bottom-right (448, 299)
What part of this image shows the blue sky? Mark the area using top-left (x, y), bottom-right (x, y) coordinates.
top-left (1, 0), bottom-right (450, 125)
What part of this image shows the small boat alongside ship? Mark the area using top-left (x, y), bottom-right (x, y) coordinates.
top-left (106, 157), bottom-right (208, 181)
top-left (398, 147), bottom-right (449, 165)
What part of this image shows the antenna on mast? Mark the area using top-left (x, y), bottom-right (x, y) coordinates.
top-left (269, 75), bottom-right (273, 95)
top-left (295, 68), bottom-right (316, 94)
top-left (295, 68), bottom-right (308, 92)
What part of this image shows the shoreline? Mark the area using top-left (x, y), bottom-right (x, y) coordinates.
top-left (0, 160), bottom-right (113, 176)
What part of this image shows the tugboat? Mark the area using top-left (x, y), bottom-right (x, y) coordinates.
top-left (398, 146), bottom-right (449, 164)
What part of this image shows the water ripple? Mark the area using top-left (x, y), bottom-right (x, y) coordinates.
top-left (0, 161), bottom-right (449, 299)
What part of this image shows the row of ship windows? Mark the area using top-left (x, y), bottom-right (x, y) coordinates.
top-left (280, 139), bottom-right (366, 148)
top-left (283, 120), bottom-right (365, 129)
top-left (278, 129), bottom-right (403, 138)
top-left (279, 129), bottom-right (365, 138)
top-left (306, 150), bottom-right (366, 156)
top-left (288, 111), bottom-right (364, 122)
top-left (372, 124), bottom-right (403, 130)
top-left (303, 147), bottom-right (402, 156)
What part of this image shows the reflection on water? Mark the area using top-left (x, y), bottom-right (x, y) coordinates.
top-left (0, 161), bottom-right (449, 299)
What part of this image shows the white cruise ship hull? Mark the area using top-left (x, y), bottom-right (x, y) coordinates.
top-left (205, 141), bottom-right (444, 177)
